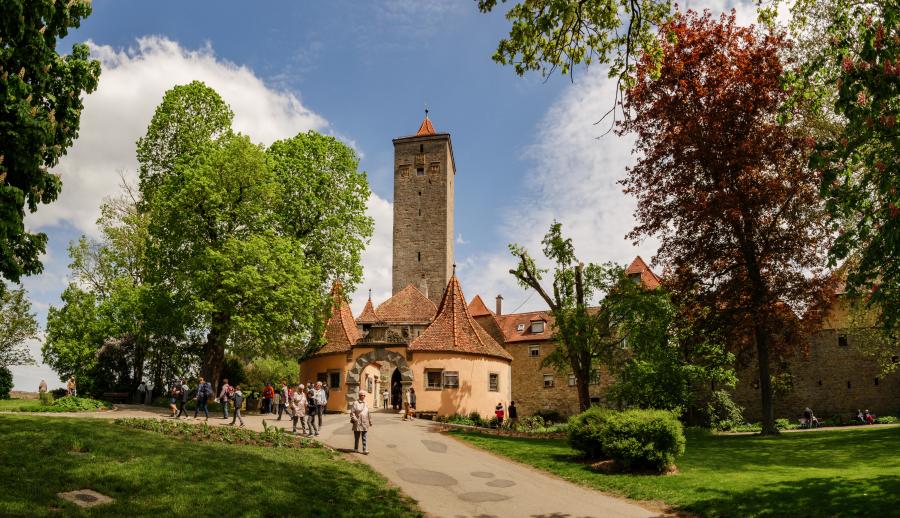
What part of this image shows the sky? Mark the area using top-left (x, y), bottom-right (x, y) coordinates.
top-left (10, 0), bottom-right (760, 390)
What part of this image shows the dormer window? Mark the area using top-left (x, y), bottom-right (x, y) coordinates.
top-left (530, 321), bottom-right (545, 333)
top-left (516, 323), bottom-right (525, 332)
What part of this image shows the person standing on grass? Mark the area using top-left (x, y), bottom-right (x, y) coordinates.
top-left (67, 377), bottom-right (76, 396)
top-left (313, 381), bottom-right (327, 429)
top-left (290, 384), bottom-right (307, 434)
top-left (230, 386), bottom-right (245, 427)
top-left (38, 379), bottom-right (47, 394)
top-left (176, 379), bottom-right (190, 418)
top-left (508, 401), bottom-right (518, 426)
top-left (193, 377), bottom-right (212, 421)
top-left (169, 383), bottom-right (180, 417)
top-left (306, 385), bottom-right (319, 436)
top-left (350, 390), bottom-right (373, 454)
top-left (218, 378), bottom-right (232, 420)
top-left (495, 402), bottom-right (505, 427)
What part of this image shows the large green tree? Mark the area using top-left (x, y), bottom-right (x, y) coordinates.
top-left (510, 222), bottom-right (623, 412)
top-left (0, 286), bottom-right (38, 368)
top-left (0, 0), bottom-right (100, 286)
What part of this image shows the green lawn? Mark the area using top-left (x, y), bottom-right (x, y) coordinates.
top-left (0, 398), bottom-right (43, 411)
top-left (452, 426), bottom-right (900, 517)
top-left (0, 415), bottom-right (421, 517)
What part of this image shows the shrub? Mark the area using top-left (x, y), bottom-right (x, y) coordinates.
top-left (700, 390), bottom-right (744, 431)
top-left (468, 412), bottom-right (484, 426)
top-left (51, 388), bottom-right (68, 398)
top-left (569, 407), bottom-right (685, 472)
top-left (534, 409), bottom-right (564, 423)
top-left (39, 392), bottom-right (55, 405)
top-left (875, 416), bottom-right (897, 424)
top-left (0, 366), bottom-right (12, 399)
top-left (23, 396), bottom-right (108, 412)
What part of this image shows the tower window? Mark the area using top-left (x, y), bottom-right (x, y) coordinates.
top-left (419, 144), bottom-right (424, 152)
top-left (418, 208), bottom-right (422, 217)
top-left (838, 334), bottom-right (848, 347)
top-left (847, 381), bottom-right (851, 389)
top-left (418, 191), bottom-right (421, 196)
top-left (416, 167), bottom-right (424, 176)
top-left (417, 252), bottom-right (421, 262)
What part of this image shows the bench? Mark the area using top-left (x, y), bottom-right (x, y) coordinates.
top-left (102, 392), bottom-right (130, 403)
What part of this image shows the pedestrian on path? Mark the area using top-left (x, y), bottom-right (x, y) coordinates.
top-left (230, 386), bottom-right (245, 427)
top-left (382, 389), bottom-right (389, 410)
top-left (218, 378), bottom-right (232, 419)
top-left (262, 382), bottom-right (274, 414)
top-left (350, 390), bottom-right (373, 454)
top-left (313, 381), bottom-right (327, 429)
top-left (277, 380), bottom-right (289, 420)
top-left (137, 381), bottom-right (147, 404)
top-left (290, 384), bottom-right (307, 434)
top-left (193, 377), bottom-right (212, 420)
top-left (176, 379), bottom-right (189, 418)
top-left (306, 385), bottom-right (319, 436)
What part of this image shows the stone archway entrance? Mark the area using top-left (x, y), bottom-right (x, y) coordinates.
top-left (345, 348), bottom-right (412, 409)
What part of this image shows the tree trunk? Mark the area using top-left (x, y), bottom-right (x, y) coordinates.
top-left (573, 358), bottom-right (591, 412)
top-left (201, 312), bottom-right (229, 389)
top-left (755, 324), bottom-right (779, 435)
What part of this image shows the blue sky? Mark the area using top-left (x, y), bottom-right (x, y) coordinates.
top-left (12, 0), bottom-right (757, 389)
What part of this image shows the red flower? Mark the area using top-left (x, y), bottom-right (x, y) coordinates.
top-left (842, 57), bottom-right (854, 72)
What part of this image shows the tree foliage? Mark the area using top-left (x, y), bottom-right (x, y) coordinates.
top-left (0, 286), bottom-right (38, 368)
top-left (510, 221), bottom-right (622, 412)
top-left (619, 11), bottom-right (835, 434)
top-left (0, 0), bottom-right (100, 286)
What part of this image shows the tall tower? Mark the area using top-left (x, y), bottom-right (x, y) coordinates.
top-left (392, 113), bottom-right (455, 306)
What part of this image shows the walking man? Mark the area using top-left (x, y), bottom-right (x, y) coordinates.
top-left (350, 390), bottom-right (373, 454)
top-left (193, 377), bottom-right (212, 421)
top-left (176, 379), bottom-right (189, 418)
top-left (382, 389), bottom-right (389, 411)
top-left (218, 378), bottom-right (232, 419)
top-left (230, 385), bottom-right (245, 427)
top-left (277, 380), bottom-right (289, 420)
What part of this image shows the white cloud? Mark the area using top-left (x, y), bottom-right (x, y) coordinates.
top-left (25, 36), bottom-right (328, 237)
top-left (349, 194), bottom-right (393, 316)
top-left (456, 233), bottom-right (468, 245)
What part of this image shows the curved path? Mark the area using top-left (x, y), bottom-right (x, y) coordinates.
top-left (11, 405), bottom-right (664, 518)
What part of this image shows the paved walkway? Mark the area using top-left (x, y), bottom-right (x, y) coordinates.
top-left (13, 405), bottom-right (664, 518)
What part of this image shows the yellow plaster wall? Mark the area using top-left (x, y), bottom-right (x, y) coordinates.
top-left (408, 352), bottom-right (512, 417)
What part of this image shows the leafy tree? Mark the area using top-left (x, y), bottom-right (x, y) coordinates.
top-left (0, 286), bottom-right (38, 368)
top-left (243, 356), bottom-right (300, 392)
top-left (0, 0), bottom-right (100, 286)
top-left (43, 285), bottom-right (105, 395)
top-left (619, 11), bottom-right (834, 434)
top-left (0, 365), bottom-right (12, 399)
top-left (147, 134), bottom-right (324, 388)
top-left (510, 222), bottom-right (621, 412)
top-left (803, 4), bottom-right (900, 333)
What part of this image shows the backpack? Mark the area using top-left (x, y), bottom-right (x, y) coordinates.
top-left (232, 392), bottom-right (244, 408)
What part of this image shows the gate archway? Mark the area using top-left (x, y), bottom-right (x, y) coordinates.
top-left (345, 349), bottom-right (412, 408)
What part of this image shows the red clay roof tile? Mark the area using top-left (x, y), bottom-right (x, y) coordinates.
top-left (625, 255), bottom-right (662, 289)
top-left (494, 310), bottom-right (556, 343)
top-left (357, 295), bottom-right (381, 324)
top-left (409, 276), bottom-right (512, 361)
top-left (467, 295), bottom-right (494, 317)
top-left (316, 282), bottom-right (360, 355)
top-left (416, 116), bottom-right (436, 136)
top-left (375, 284), bottom-right (437, 324)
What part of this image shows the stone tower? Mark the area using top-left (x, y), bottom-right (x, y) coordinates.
top-left (392, 114), bottom-right (455, 306)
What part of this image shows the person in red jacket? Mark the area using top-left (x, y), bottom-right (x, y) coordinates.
top-left (262, 383), bottom-right (275, 414)
top-left (495, 402), bottom-right (505, 427)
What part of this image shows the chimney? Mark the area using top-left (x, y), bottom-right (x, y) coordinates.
top-left (495, 294), bottom-right (503, 315)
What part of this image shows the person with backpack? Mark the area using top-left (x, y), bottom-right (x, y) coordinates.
top-left (230, 385), bottom-right (245, 427)
top-left (176, 379), bottom-right (190, 418)
top-left (306, 385), bottom-right (319, 436)
top-left (193, 377), bottom-right (213, 421)
top-left (218, 378), bottom-right (233, 419)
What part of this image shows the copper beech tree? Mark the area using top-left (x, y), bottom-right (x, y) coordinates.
top-left (619, 11), bottom-right (835, 435)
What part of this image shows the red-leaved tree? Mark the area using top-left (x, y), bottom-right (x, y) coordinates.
top-left (619, 10), bottom-right (835, 435)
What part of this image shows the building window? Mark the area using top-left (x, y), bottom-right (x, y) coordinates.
top-left (416, 167), bottom-right (425, 176)
top-left (425, 369), bottom-right (443, 390)
top-left (838, 334), bottom-right (848, 347)
top-left (418, 208), bottom-right (422, 217)
top-left (429, 162), bottom-right (440, 174)
top-left (529, 345), bottom-right (540, 357)
top-left (516, 323), bottom-right (525, 332)
top-left (875, 377), bottom-right (879, 386)
top-left (543, 374), bottom-right (554, 388)
top-left (531, 321), bottom-right (545, 333)
top-left (489, 373), bottom-right (499, 392)
top-left (366, 376), bottom-right (373, 393)
top-left (817, 380), bottom-right (822, 386)
top-left (589, 369), bottom-right (601, 385)
top-left (417, 251), bottom-right (421, 262)
top-left (418, 191), bottom-right (421, 196)
top-left (847, 381), bottom-right (852, 389)
top-left (328, 371), bottom-right (341, 389)
top-left (443, 371), bottom-right (460, 388)
top-left (567, 374), bottom-right (576, 387)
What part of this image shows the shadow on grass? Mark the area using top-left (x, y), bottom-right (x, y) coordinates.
top-left (0, 416), bottom-right (420, 518)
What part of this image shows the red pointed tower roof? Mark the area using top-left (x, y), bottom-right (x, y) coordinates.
top-left (416, 114), bottom-right (436, 136)
top-left (357, 291), bottom-right (381, 324)
top-left (375, 284), bottom-right (437, 324)
top-left (316, 282), bottom-right (361, 355)
top-left (467, 295), bottom-right (494, 317)
top-left (409, 275), bottom-right (512, 361)
top-left (625, 256), bottom-right (662, 289)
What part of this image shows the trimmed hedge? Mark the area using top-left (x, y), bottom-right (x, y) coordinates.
top-left (568, 407), bottom-right (686, 472)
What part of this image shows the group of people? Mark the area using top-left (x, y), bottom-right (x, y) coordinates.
top-left (856, 408), bottom-right (877, 425)
top-left (493, 401), bottom-right (518, 427)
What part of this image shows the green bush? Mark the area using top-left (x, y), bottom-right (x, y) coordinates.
top-left (23, 396), bottom-right (108, 412)
top-left (468, 412), bottom-right (484, 426)
top-left (568, 407), bottom-right (686, 472)
top-left (875, 416), bottom-right (897, 424)
top-left (39, 392), bottom-right (55, 405)
top-left (0, 366), bottom-right (12, 399)
top-left (534, 409), bottom-right (564, 423)
top-left (701, 390), bottom-right (744, 431)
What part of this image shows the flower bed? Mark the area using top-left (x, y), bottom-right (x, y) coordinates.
top-left (20, 395), bottom-right (109, 412)
top-left (115, 417), bottom-right (322, 449)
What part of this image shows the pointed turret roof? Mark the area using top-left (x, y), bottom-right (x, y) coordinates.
top-left (467, 295), bottom-right (494, 317)
top-left (316, 282), bottom-right (360, 355)
top-left (409, 276), bottom-right (512, 361)
top-left (416, 115), bottom-right (436, 136)
top-left (357, 292), bottom-right (381, 324)
top-left (375, 284), bottom-right (437, 324)
top-left (625, 256), bottom-right (662, 289)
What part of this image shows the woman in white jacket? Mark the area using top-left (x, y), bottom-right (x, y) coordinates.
top-left (290, 384), bottom-right (307, 434)
top-left (350, 390), bottom-right (373, 454)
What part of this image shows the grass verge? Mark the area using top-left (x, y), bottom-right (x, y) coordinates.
top-left (0, 415), bottom-right (421, 517)
top-left (451, 426), bottom-right (900, 517)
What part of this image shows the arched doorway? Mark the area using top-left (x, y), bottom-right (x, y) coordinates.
top-left (345, 349), bottom-right (412, 409)
top-left (391, 368), bottom-right (402, 409)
